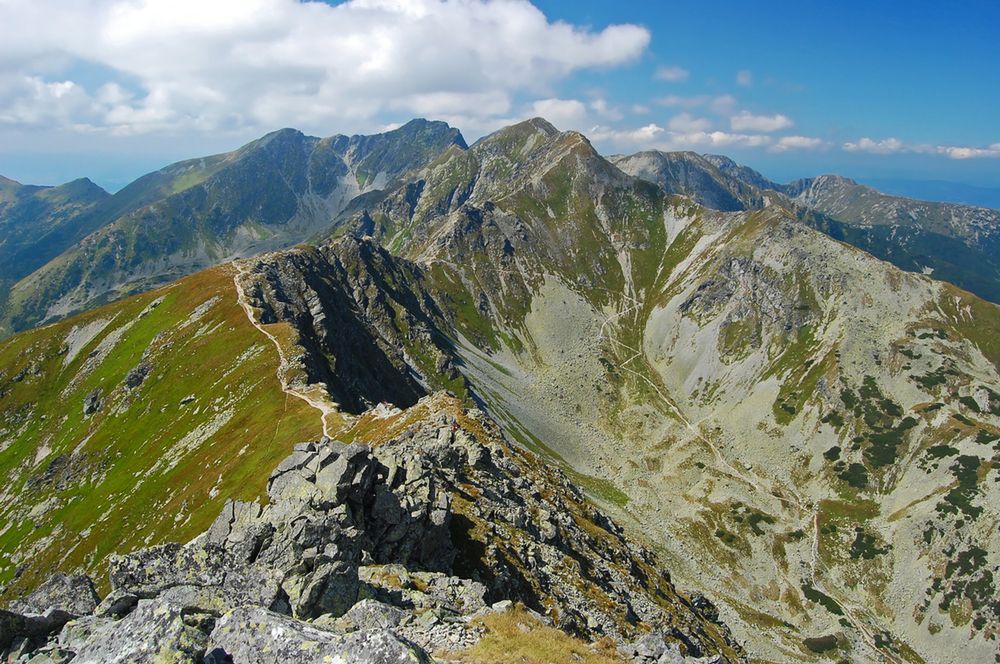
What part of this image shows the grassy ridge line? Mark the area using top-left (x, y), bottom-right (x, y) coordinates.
top-left (0, 265), bottom-right (322, 599)
top-left (231, 260), bottom-right (341, 438)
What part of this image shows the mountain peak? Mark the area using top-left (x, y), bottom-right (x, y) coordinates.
top-left (521, 116), bottom-right (559, 135)
top-left (471, 117), bottom-right (563, 159)
top-left (384, 118), bottom-right (468, 150)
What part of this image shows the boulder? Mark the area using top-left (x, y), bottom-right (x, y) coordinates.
top-left (339, 599), bottom-right (408, 631)
top-left (0, 608), bottom-right (74, 655)
top-left (206, 606), bottom-right (430, 664)
top-left (108, 543), bottom-right (283, 615)
top-left (82, 389), bottom-right (102, 416)
top-left (70, 599), bottom-right (208, 664)
top-left (9, 573), bottom-right (100, 617)
top-left (94, 590), bottom-right (139, 619)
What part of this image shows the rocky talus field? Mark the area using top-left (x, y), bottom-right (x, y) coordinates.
top-left (1, 118), bottom-right (999, 663)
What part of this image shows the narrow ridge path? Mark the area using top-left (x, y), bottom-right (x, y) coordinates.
top-left (231, 260), bottom-right (337, 439)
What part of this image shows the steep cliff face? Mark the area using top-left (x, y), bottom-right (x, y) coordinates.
top-left (232, 239), bottom-right (464, 414)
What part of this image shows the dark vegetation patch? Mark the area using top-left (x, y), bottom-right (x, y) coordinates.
top-left (863, 416), bottom-right (918, 468)
top-left (801, 583), bottom-right (844, 616)
top-left (975, 429), bottom-right (999, 445)
top-left (714, 528), bottom-right (739, 547)
top-left (910, 363), bottom-right (960, 391)
top-left (936, 455), bottom-right (987, 520)
top-left (729, 503), bottom-right (776, 536)
top-left (838, 463), bottom-right (869, 489)
top-left (916, 328), bottom-right (948, 340)
top-left (849, 527), bottom-right (891, 559)
top-left (821, 411), bottom-right (844, 428)
top-left (920, 444), bottom-right (960, 473)
top-left (803, 635), bottom-right (839, 653)
top-left (952, 413), bottom-right (975, 426)
top-left (933, 545), bottom-right (999, 633)
top-left (958, 395), bottom-right (981, 412)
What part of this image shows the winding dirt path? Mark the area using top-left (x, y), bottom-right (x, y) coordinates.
top-left (231, 261), bottom-right (337, 439)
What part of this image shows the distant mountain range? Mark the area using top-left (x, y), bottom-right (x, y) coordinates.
top-left (1, 118), bottom-right (998, 662)
top-left (615, 151), bottom-right (1000, 303)
top-left (0, 119), bottom-right (465, 337)
top-left (2, 122), bottom-right (998, 340)
top-left (863, 177), bottom-right (1000, 210)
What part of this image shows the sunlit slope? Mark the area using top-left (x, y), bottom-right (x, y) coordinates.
top-left (0, 265), bottom-right (324, 599)
top-left (326, 119), bottom-right (1000, 662)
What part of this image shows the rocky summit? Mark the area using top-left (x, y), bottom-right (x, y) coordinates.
top-left (0, 394), bottom-right (740, 663)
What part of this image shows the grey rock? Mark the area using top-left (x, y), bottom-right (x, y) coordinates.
top-left (71, 599), bottom-right (208, 664)
top-left (82, 389), bottom-right (101, 416)
top-left (0, 608), bottom-right (74, 652)
top-left (337, 598), bottom-right (408, 631)
top-left (282, 559), bottom-right (358, 619)
top-left (123, 360), bottom-right (151, 389)
top-left (357, 566), bottom-right (484, 616)
top-left (635, 631), bottom-right (667, 659)
top-left (656, 643), bottom-right (686, 664)
top-left (10, 573), bottom-right (100, 617)
top-left (56, 615), bottom-right (113, 650)
top-left (206, 606), bottom-right (430, 664)
top-left (21, 645), bottom-right (76, 663)
top-left (108, 543), bottom-right (283, 616)
top-left (26, 395), bottom-right (739, 661)
top-left (94, 590), bottom-right (138, 619)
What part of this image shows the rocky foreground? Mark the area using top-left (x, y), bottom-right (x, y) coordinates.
top-left (0, 394), bottom-right (742, 663)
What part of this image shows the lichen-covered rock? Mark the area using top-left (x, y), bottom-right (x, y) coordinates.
top-left (19, 644), bottom-right (76, 663)
top-left (358, 566), bottom-right (486, 616)
top-left (206, 605), bottom-right (430, 664)
top-left (93, 590), bottom-right (138, 619)
top-left (9, 573), bottom-right (100, 617)
top-left (56, 614), bottom-right (112, 651)
top-left (337, 599), bottom-right (408, 631)
top-left (70, 599), bottom-right (208, 664)
top-left (108, 542), bottom-right (284, 615)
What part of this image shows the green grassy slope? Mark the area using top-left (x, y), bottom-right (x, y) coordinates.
top-left (0, 265), bottom-right (323, 598)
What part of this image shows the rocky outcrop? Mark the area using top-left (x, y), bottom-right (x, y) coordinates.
top-left (206, 606), bottom-right (430, 664)
top-left (9, 574), bottom-right (99, 617)
top-left (2, 394), bottom-right (742, 662)
top-left (235, 238), bottom-right (463, 413)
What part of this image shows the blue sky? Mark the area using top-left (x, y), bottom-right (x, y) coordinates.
top-left (0, 0), bottom-right (998, 195)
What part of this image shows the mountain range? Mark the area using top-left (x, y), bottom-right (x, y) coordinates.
top-left (0, 118), bottom-right (998, 663)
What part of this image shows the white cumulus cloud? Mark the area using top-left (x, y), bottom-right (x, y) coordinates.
top-left (843, 137), bottom-right (1000, 159)
top-left (667, 113), bottom-right (712, 132)
top-left (654, 65), bottom-right (689, 82)
top-left (771, 135), bottom-right (825, 152)
top-left (842, 137), bottom-right (906, 154)
top-left (730, 111), bottom-right (793, 132)
top-left (0, 0), bottom-right (650, 137)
